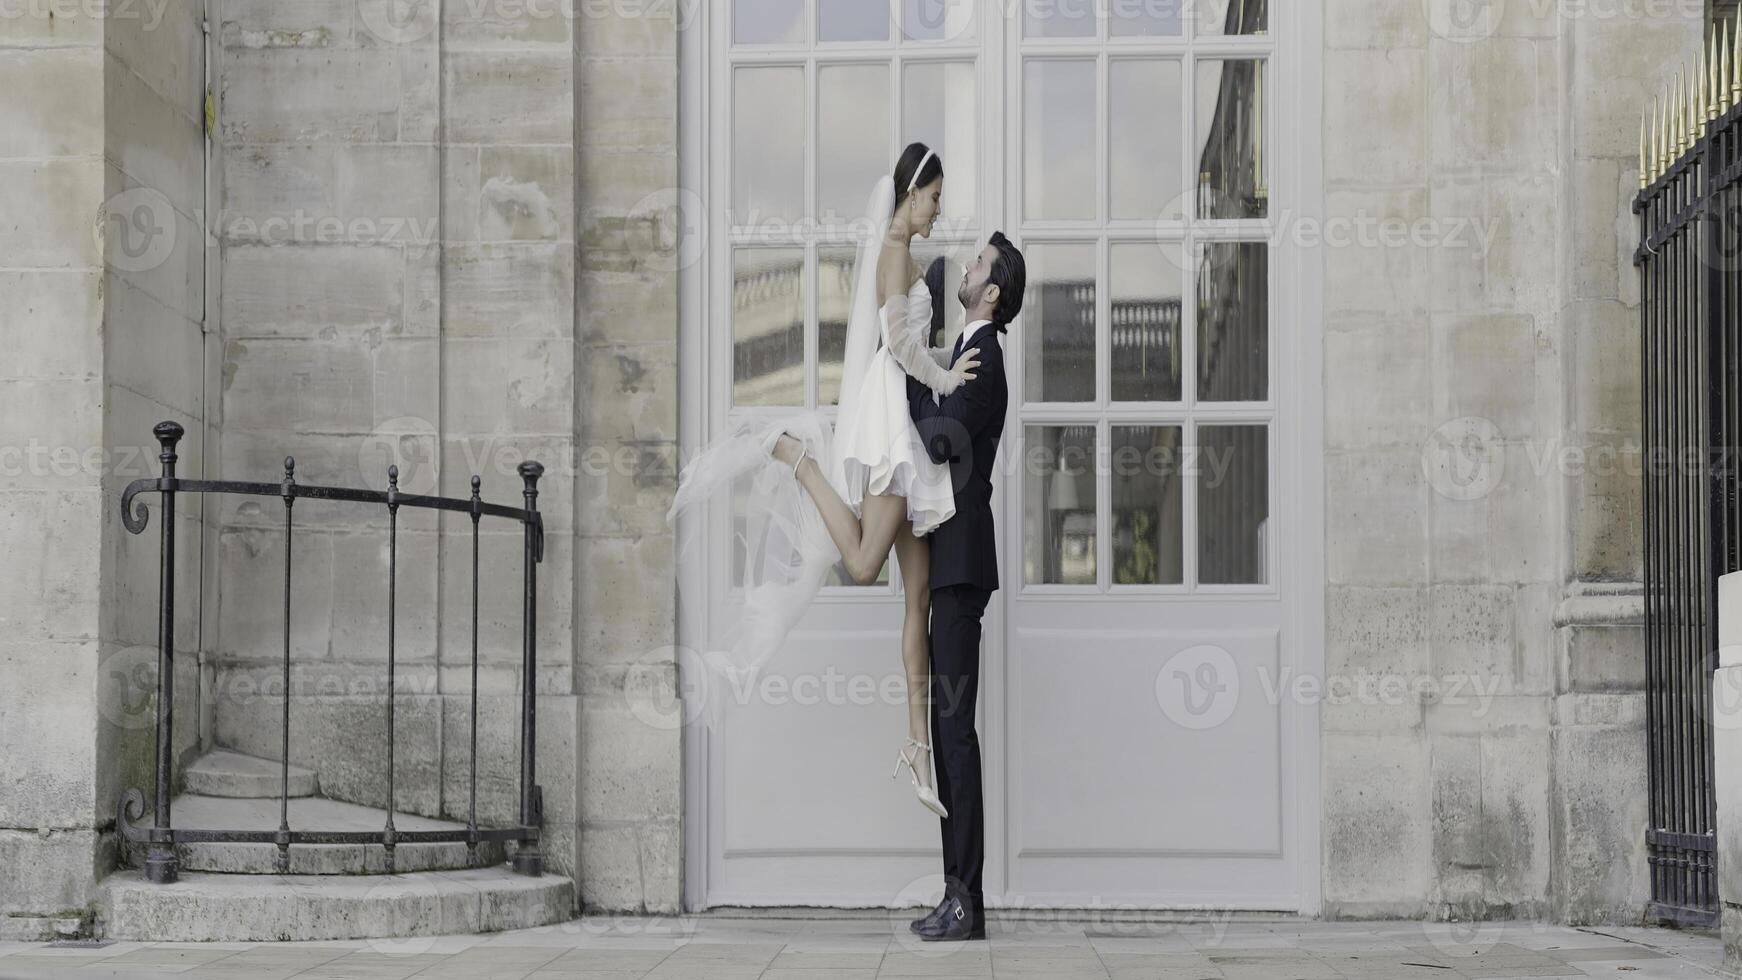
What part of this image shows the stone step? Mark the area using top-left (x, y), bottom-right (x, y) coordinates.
top-left (100, 867), bottom-right (574, 942)
top-left (184, 749), bottom-right (317, 799)
top-left (167, 794), bottom-right (506, 874)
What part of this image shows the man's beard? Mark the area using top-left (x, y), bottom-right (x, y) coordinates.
top-left (957, 279), bottom-right (984, 310)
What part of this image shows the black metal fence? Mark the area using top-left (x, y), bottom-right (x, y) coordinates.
top-left (116, 421), bottom-right (548, 882)
top-left (1633, 43), bottom-right (1742, 926)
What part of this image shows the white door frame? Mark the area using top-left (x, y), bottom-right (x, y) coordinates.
top-left (676, 0), bottom-right (1325, 915)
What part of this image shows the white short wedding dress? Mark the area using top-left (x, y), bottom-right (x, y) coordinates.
top-left (833, 273), bottom-right (962, 538)
top-left (665, 175), bottom-right (967, 705)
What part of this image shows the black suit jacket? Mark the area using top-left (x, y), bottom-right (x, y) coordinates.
top-left (907, 325), bottom-right (1007, 593)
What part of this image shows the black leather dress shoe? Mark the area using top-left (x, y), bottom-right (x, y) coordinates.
top-left (914, 894), bottom-right (985, 942)
top-left (909, 896), bottom-right (951, 933)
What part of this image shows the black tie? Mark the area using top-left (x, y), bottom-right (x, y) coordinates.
top-left (951, 330), bottom-right (967, 363)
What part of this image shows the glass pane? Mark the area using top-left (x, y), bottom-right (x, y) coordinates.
top-left (819, 64), bottom-right (891, 225)
top-left (1110, 243), bottom-right (1182, 401)
top-left (1112, 425), bottom-right (1184, 585)
top-left (1111, 0), bottom-right (1184, 36)
top-left (820, 0), bottom-right (889, 40)
top-left (1195, 59), bottom-right (1267, 219)
top-left (1198, 424), bottom-right (1268, 585)
top-left (1111, 59), bottom-right (1184, 221)
top-left (826, 555), bottom-right (890, 586)
top-left (1023, 0), bottom-right (1094, 37)
top-left (1024, 425), bottom-right (1098, 585)
top-left (1198, 0), bottom-right (1268, 36)
top-left (1024, 243), bottom-right (1096, 403)
top-left (733, 249), bottom-right (805, 406)
top-left (911, 244), bottom-right (959, 350)
top-left (904, 62), bottom-right (977, 223)
top-left (1024, 60), bottom-right (1096, 220)
top-left (818, 246), bottom-right (855, 405)
top-left (902, 0), bottom-right (976, 42)
top-left (1197, 242), bottom-right (1267, 402)
top-left (734, 0), bottom-right (804, 43)
top-left (734, 68), bottom-right (806, 223)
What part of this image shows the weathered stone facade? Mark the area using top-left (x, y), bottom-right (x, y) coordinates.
top-left (0, 0), bottom-right (1707, 931)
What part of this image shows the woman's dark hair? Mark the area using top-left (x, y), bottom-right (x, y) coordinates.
top-left (987, 231), bottom-right (1026, 330)
top-left (923, 256), bottom-right (948, 346)
top-left (892, 141), bottom-right (944, 211)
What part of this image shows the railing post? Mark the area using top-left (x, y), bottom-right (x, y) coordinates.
top-left (147, 421), bottom-right (183, 884)
top-left (513, 460), bottom-right (544, 876)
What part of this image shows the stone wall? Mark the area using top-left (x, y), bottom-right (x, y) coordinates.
top-left (209, 0), bottom-right (682, 908)
top-left (0, 0), bottom-right (208, 939)
top-left (1319, 1), bottom-right (1696, 923)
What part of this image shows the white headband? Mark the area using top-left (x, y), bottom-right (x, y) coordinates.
top-left (906, 148), bottom-right (935, 193)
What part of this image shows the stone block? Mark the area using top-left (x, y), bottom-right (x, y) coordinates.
top-left (575, 342), bottom-right (677, 443)
top-left (219, 48), bottom-right (407, 143)
top-left (440, 338), bottom-right (574, 435)
top-left (0, 49), bottom-right (102, 158)
top-left (442, 50), bottom-right (572, 145)
top-left (1325, 450), bottom-right (1428, 587)
top-left (1324, 322), bottom-right (1431, 450)
top-left (440, 244), bottom-right (575, 335)
top-left (1323, 50), bottom-right (1426, 187)
top-left (1323, 731), bottom-right (1432, 914)
top-left (222, 244), bottom-right (410, 339)
top-left (0, 159), bottom-right (104, 269)
top-left (0, 271), bottom-right (102, 381)
top-left (575, 533), bottom-right (674, 665)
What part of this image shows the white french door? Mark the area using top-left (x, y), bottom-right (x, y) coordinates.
top-left (677, 0), bottom-right (1323, 913)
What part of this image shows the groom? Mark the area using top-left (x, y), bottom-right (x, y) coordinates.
top-left (906, 232), bottom-right (1025, 942)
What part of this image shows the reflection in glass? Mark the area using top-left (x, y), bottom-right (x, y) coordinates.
top-left (732, 249), bottom-right (804, 406)
top-left (819, 64), bottom-right (890, 224)
top-left (1023, 0), bottom-right (1094, 36)
top-left (1024, 243), bottom-right (1096, 403)
top-left (1111, 0), bottom-right (1184, 35)
top-left (733, 0), bottom-right (804, 44)
top-left (1198, 425), bottom-right (1268, 585)
top-left (1111, 60), bottom-right (1184, 220)
top-left (1195, 59), bottom-right (1267, 220)
top-left (733, 68), bottom-right (805, 222)
top-left (1024, 60), bottom-right (1096, 220)
top-left (904, 62), bottom-right (977, 221)
top-left (820, 0), bottom-right (888, 40)
top-left (1112, 426), bottom-right (1184, 584)
top-left (1197, 242), bottom-right (1267, 402)
top-left (818, 246), bottom-right (855, 405)
top-left (902, 0), bottom-right (976, 41)
top-left (1110, 244), bottom-right (1183, 402)
top-left (1025, 425), bottom-right (1098, 585)
top-left (1198, 0), bottom-right (1268, 36)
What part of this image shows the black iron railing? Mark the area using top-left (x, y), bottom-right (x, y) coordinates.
top-left (1632, 44), bottom-right (1742, 927)
top-left (115, 421), bottom-right (547, 882)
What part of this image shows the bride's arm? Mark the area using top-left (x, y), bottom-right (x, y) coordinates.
top-left (880, 293), bottom-right (976, 396)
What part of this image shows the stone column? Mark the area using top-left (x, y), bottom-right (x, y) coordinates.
top-left (1714, 573), bottom-right (1742, 966)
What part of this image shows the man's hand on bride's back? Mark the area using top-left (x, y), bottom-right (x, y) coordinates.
top-left (951, 347), bottom-right (981, 385)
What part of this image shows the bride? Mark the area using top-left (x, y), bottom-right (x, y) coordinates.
top-left (667, 142), bottom-right (978, 817)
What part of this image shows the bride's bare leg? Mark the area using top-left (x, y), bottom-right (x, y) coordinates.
top-left (892, 524), bottom-right (934, 791)
top-left (773, 434), bottom-right (905, 585)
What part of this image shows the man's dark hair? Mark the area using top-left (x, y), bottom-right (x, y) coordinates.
top-left (987, 231), bottom-right (1026, 331)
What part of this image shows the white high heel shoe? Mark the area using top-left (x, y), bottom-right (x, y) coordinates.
top-left (893, 737), bottom-right (948, 817)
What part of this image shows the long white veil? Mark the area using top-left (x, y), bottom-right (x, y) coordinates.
top-left (666, 176), bottom-right (894, 728)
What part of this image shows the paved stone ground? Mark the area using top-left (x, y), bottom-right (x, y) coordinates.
top-left (0, 916), bottom-right (1727, 980)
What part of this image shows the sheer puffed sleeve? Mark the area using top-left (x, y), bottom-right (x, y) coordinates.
top-left (881, 293), bottom-right (965, 397)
